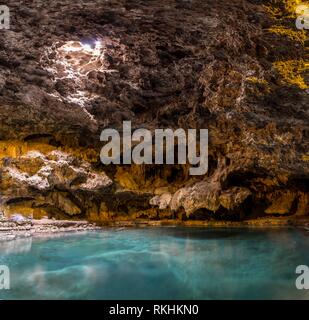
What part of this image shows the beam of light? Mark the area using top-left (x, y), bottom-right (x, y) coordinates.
top-left (41, 40), bottom-right (106, 122)
top-left (81, 43), bottom-right (92, 51)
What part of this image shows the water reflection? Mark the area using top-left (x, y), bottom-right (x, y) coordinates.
top-left (0, 237), bottom-right (32, 255)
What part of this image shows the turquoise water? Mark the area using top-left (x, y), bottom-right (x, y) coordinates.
top-left (0, 227), bottom-right (309, 300)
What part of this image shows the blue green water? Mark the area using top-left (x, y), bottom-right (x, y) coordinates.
top-left (0, 227), bottom-right (309, 300)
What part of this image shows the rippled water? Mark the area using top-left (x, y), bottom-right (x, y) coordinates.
top-left (0, 227), bottom-right (309, 300)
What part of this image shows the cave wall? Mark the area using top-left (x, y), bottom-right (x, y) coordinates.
top-left (0, 0), bottom-right (308, 222)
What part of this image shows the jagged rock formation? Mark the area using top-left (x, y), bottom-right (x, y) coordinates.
top-left (0, 0), bottom-right (308, 222)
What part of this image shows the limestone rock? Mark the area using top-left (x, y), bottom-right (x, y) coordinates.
top-left (0, 149), bottom-right (113, 218)
top-left (170, 181), bottom-right (251, 216)
top-left (150, 193), bottom-right (172, 210)
top-left (295, 193), bottom-right (309, 216)
top-left (0, 0), bottom-right (307, 221)
top-left (265, 191), bottom-right (296, 215)
top-left (219, 187), bottom-right (252, 211)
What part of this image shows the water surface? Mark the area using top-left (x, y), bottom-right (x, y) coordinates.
top-left (0, 227), bottom-right (309, 299)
